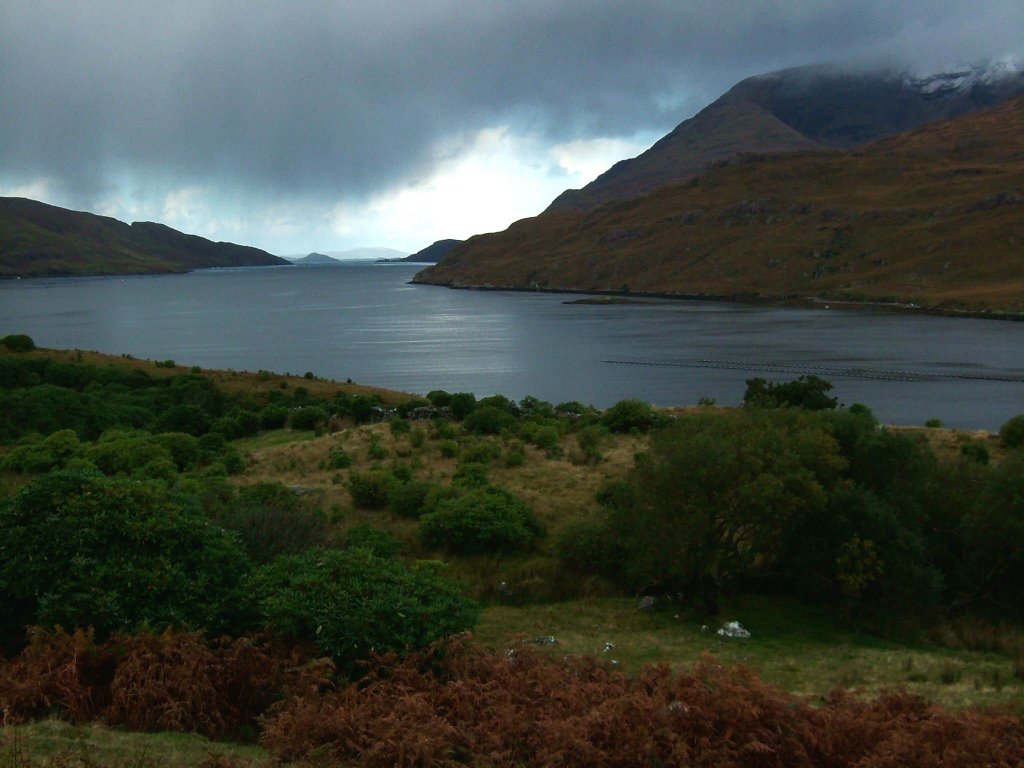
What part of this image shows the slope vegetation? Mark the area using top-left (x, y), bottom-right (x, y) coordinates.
top-left (0, 197), bottom-right (288, 277)
top-left (416, 97), bottom-right (1024, 313)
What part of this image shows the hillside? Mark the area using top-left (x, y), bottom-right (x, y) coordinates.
top-left (415, 96), bottom-right (1024, 314)
top-left (402, 238), bottom-right (464, 262)
top-left (547, 62), bottom-right (1024, 213)
top-left (0, 197), bottom-right (289, 278)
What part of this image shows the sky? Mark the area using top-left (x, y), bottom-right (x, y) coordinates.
top-left (2, 1), bottom-right (1023, 256)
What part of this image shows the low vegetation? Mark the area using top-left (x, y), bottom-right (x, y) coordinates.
top-left (2, 342), bottom-right (1023, 766)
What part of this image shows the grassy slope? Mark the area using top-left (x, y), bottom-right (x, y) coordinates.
top-left (417, 97), bottom-right (1024, 313)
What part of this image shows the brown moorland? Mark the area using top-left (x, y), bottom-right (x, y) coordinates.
top-left (416, 97), bottom-right (1024, 314)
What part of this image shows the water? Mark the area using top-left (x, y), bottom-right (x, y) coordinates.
top-left (1, 263), bottom-right (1022, 429)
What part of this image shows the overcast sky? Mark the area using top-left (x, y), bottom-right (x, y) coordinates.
top-left (2, 1), bottom-right (1022, 255)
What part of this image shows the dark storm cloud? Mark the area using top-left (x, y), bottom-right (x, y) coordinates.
top-left (2, 0), bottom-right (1022, 202)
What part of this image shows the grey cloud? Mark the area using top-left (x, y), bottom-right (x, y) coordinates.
top-left (2, 0), bottom-right (1022, 205)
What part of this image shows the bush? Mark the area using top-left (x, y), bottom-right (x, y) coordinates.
top-left (999, 414), bottom-right (1024, 448)
top-left (259, 404), bottom-right (289, 430)
top-left (575, 424), bottom-right (609, 463)
top-left (153, 404), bottom-right (212, 436)
top-left (1, 334), bottom-right (35, 353)
top-left (345, 525), bottom-right (401, 557)
top-left (419, 486), bottom-right (543, 554)
top-left (603, 399), bottom-right (661, 433)
top-left (425, 390), bottom-right (451, 407)
top-left (438, 439), bottom-right (459, 458)
top-left (348, 470), bottom-right (396, 509)
top-left (253, 548), bottom-right (478, 670)
top-left (463, 405), bottom-right (516, 435)
top-left (290, 406), bottom-right (328, 431)
top-left (556, 515), bottom-right (625, 578)
top-left (960, 440), bottom-right (990, 465)
top-left (448, 392), bottom-right (477, 420)
top-left (0, 471), bottom-right (254, 646)
top-left (327, 446), bottom-right (353, 469)
top-left (744, 376), bottom-right (838, 411)
top-left (389, 480), bottom-right (434, 518)
top-left (213, 482), bottom-right (329, 565)
top-left (389, 417), bottom-right (411, 435)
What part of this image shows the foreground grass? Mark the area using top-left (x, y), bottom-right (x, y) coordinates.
top-left (0, 720), bottom-right (273, 768)
top-left (475, 596), bottom-right (1024, 711)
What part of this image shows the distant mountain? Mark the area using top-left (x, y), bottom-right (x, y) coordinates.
top-left (415, 96), bottom-right (1024, 313)
top-left (400, 239), bottom-right (463, 263)
top-left (288, 252), bottom-right (342, 265)
top-left (324, 247), bottom-right (409, 261)
top-left (547, 61), bottom-right (1024, 213)
top-left (0, 197), bottom-right (288, 278)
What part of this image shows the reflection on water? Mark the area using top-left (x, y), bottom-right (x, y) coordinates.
top-left (1, 263), bottom-right (1022, 429)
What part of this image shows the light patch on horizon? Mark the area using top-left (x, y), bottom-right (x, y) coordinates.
top-left (328, 127), bottom-right (652, 250)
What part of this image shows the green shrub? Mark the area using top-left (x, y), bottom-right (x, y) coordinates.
top-left (603, 399), bottom-right (660, 433)
top-left (999, 414), bottom-right (1024, 449)
top-left (213, 482), bottom-right (329, 565)
top-left (425, 390), bottom-right (451, 407)
top-left (576, 424), bottom-right (609, 463)
top-left (2, 429), bottom-right (82, 474)
top-left (477, 394), bottom-right (520, 415)
top-left (348, 470), bottom-right (396, 509)
top-left (154, 432), bottom-right (202, 471)
top-left (396, 398), bottom-right (431, 417)
top-left (960, 440), bottom-right (990, 465)
top-left (327, 446), bottom-right (353, 469)
top-left (452, 462), bottom-right (490, 489)
top-left (519, 395), bottom-right (554, 418)
top-left (153, 404), bottom-right (212, 437)
top-left (389, 480), bottom-right (434, 518)
top-left (260, 404), bottom-right (289, 430)
top-left (419, 485), bottom-right (543, 554)
top-left (253, 548), bottom-right (478, 670)
top-left (345, 525), bottom-right (401, 557)
top-left (448, 392), bottom-right (477, 420)
top-left (0, 471), bottom-right (254, 645)
top-left (743, 376), bottom-right (838, 411)
top-left (290, 406), bottom-right (328, 431)
top-left (521, 422), bottom-right (561, 450)
top-left (557, 515), bottom-right (625, 577)
top-left (1, 334), bottom-right (35, 353)
top-left (409, 427), bottom-right (427, 449)
top-left (459, 439), bottom-right (502, 464)
top-left (439, 439), bottom-right (459, 458)
top-left (463, 405), bottom-right (516, 435)
top-left (389, 417), bottom-right (411, 435)
top-left (367, 442), bottom-right (389, 460)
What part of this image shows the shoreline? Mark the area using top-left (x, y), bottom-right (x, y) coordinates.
top-left (409, 277), bottom-right (1024, 322)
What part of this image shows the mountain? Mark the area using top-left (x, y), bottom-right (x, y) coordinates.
top-left (288, 252), bottom-right (342, 265)
top-left (401, 239), bottom-right (463, 263)
top-left (0, 197), bottom-right (289, 278)
top-left (547, 61), bottom-right (1024, 213)
top-left (324, 247), bottom-right (409, 260)
top-left (414, 96), bottom-right (1024, 314)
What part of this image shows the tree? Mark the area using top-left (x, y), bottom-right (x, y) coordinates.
top-left (419, 485), bottom-right (543, 554)
top-left (605, 409), bottom-right (845, 612)
top-left (744, 376), bottom-right (837, 411)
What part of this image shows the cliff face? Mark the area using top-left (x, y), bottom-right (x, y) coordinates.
top-left (0, 197), bottom-right (289, 278)
top-left (415, 97), bottom-right (1024, 313)
top-left (546, 63), bottom-right (1024, 214)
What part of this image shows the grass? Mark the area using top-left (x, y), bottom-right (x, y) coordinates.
top-left (0, 719), bottom-right (273, 768)
top-left (474, 595), bottom-right (1024, 711)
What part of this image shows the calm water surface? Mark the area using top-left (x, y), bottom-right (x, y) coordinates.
top-left (1, 263), bottom-right (1022, 429)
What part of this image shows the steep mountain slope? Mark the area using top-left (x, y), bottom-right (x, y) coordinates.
top-left (0, 198), bottom-right (288, 277)
top-left (415, 97), bottom-right (1024, 313)
top-left (547, 62), bottom-right (1024, 213)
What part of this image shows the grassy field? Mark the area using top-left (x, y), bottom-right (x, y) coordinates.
top-left (0, 719), bottom-right (273, 768)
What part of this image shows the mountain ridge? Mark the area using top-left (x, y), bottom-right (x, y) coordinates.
top-left (546, 61), bottom-right (1024, 214)
top-left (414, 95), bottom-right (1024, 314)
top-left (0, 197), bottom-right (288, 278)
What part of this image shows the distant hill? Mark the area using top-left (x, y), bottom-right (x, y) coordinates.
top-left (415, 96), bottom-right (1024, 314)
top-left (400, 239), bottom-right (463, 263)
top-left (288, 252), bottom-right (342, 265)
top-left (0, 197), bottom-right (288, 278)
top-left (324, 247), bottom-right (409, 261)
top-left (546, 62), bottom-right (1024, 213)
